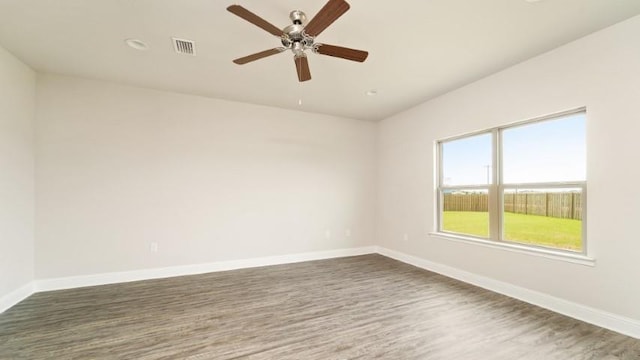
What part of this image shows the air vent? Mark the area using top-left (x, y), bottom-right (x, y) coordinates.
top-left (172, 37), bottom-right (196, 56)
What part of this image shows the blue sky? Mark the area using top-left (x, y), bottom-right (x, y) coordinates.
top-left (442, 113), bottom-right (586, 186)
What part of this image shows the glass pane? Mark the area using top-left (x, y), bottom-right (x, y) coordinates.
top-left (442, 133), bottom-right (492, 186)
top-left (503, 113), bottom-right (586, 184)
top-left (442, 189), bottom-right (489, 238)
top-left (503, 188), bottom-right (583, 252)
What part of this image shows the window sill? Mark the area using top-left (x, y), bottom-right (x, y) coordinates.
top-left (428, 232), bottom-right (596, 267)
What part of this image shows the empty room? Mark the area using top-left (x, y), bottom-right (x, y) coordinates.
top-left (2, 0), bottom-right (640, 358)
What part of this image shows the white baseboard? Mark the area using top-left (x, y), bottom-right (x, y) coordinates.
top-left (0, 282), bottom-right (35, 313)
top-left (34, 246), bottom-right (377, 292)
top-left (375, 246), bottom-right (640, 340)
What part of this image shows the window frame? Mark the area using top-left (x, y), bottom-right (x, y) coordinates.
top-left (435, 108), bottom-right (588, 257)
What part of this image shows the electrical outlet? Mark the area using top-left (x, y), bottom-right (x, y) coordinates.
top-left (345, 229), bottom-right (351, 237)
top-left (403, 233), bottom-right (409, 242)
top-left (150, 242), bottom-right (159, 253)
top-left (325, 229), bottom-right (332, 239)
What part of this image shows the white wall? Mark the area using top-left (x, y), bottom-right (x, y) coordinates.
top-left (0, 45), bottom-right (35, 299)
top-left (35, 74), bottom-right (376, 279)
top-left (378, 15), bottom-right (640, 321)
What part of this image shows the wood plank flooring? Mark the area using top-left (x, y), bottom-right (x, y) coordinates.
top-left (1, 254), bottom-right (639, 359)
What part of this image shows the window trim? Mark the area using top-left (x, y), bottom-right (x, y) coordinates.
top-left (434, 108), bottom-right (589, 260)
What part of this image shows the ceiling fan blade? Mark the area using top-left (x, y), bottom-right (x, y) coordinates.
top-left (233, 48), bottom-right (285, 65)
top-left (227, 5), bottom-right (284, 37)
top-left (314, 44), bottom-right (368, 62)
top-left (304, 0), bottom-right (350, 37)
top-left (294, 55), bottom-right (311, 82)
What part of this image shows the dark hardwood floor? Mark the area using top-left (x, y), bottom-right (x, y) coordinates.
top-left (1, 254), bottom-right (639, 359)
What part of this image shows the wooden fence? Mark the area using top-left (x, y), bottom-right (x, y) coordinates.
top-left (444, 192), bottom-right (582, 220)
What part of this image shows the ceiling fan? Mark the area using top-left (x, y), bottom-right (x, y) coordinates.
top-left (227, 0), bottom-right (369, 82)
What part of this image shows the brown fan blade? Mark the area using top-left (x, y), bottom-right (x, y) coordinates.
top-left (304, 0), bottom-right (350, 37)
top-left (315, 44), bottom-right (368, 62)
top-left (227, 5), bottom-right (284, 37)
top-left (294, 55), bottom-right (311, 82)
top-left (233, 48), bottom-right (285, 65)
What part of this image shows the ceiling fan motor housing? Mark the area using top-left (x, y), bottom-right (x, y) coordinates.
top-left (281, 10), bottom-right (314, 54)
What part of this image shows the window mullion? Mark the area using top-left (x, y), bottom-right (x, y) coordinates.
top-left (489, 129), bottom-right (501, 241)
top-left (436, 142), bottom-right (443, 233)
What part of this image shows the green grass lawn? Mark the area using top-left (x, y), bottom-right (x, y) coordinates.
top-left (442, 211), bottom-right (582, 251)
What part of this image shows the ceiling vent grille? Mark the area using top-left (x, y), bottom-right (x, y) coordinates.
top-left (172, 38), bottom-right (196, 56)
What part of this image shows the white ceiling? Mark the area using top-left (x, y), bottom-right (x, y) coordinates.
top-left (1, 0), bottom-right (639, 121)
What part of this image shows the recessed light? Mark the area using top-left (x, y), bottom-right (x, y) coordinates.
top-left (125, 38), bottom-right (149, 51)
top-left (366, 89), bottom-right (378, 96)
top-left (524, 0), bottom-right (542, 3)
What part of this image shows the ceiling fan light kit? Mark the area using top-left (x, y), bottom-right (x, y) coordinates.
top-left (227, 0), bottom-right (368, 82)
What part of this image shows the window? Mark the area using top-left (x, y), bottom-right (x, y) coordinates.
top-left (436, 109), bottom-right (586, 254)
